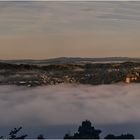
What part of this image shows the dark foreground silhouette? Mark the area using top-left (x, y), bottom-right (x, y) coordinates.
top-left (64, 120), bottom-right (134, 139)
top-left (64, 120), bottom-right (101, 139)
top-left (0, 120), bottom-right (135, 139)
top-left (104, 134), bottom-right (135, 139)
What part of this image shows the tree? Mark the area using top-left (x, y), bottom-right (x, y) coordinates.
top-left (9, 127), bottom-right (28, 139)
top-left (64, 120), bottom-right (102, 139)
top-left (104, 133), bottom-right (135, 139)
top-left (37, 134), bottom-right (45, 139)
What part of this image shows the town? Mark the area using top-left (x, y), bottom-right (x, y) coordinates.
top-left (0, 61), bottom-right (140, 87)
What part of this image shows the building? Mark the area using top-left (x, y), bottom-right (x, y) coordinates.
top-left (125, 74), bottom-right (137, 84)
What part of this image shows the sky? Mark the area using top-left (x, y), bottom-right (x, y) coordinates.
top-left (0, 1), bottom-right (140, 59)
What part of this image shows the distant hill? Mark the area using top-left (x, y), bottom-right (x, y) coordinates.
top-left (0, 57), bottom-right (140, 65)
top-left (0, 58), bottom-right (140, 86)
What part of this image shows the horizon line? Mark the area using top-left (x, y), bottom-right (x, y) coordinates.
top-left (0, 56), bottom-right (140, 61)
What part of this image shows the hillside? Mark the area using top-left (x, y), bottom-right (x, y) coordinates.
top-left (0, 59), bottom-right (139, 86)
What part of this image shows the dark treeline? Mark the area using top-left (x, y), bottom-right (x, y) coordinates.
top-left (0, 120), bottom-right (135, 139)
top-left (64, 120), bottom-right (134, 139)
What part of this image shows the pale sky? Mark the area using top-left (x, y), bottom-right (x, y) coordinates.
top-left (0, 1), bottom-right (140, 59)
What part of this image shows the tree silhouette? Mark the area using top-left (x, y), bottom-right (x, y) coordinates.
top-left (0, 120), bottom-right (135, 139)
top-left (9, 127), bottom-right (28, 139)
top-left (0, 136), bottom-right (4, 139)
top-left (37, 134), bottom-right (45, 139)
top-left (64, 120), bottom-right (102, 139)
top-left (104, 133), bottom-right (134, 139)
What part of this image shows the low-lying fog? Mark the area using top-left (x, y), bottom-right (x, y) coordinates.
top-left (0, 84), bottom-right (140, 138)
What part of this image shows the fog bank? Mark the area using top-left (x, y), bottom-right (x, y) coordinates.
top-left (0, 84), bottom-right (139, 138)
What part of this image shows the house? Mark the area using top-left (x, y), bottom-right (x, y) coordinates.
top-left (125, 74), bottom-right (137, 83)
